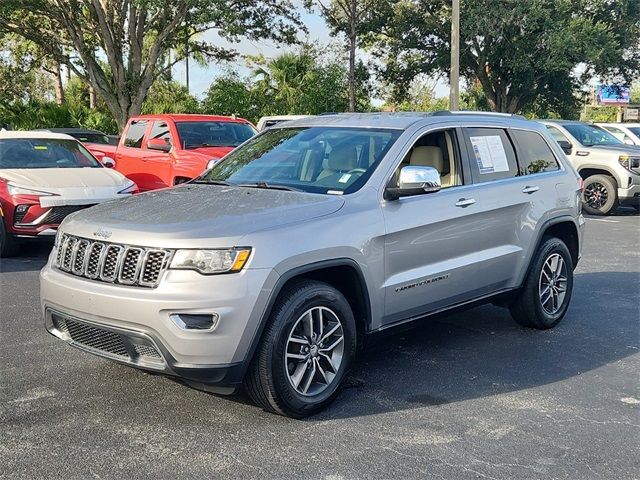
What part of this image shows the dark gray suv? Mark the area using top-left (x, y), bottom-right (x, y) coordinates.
top-left (42, 112), bottom-right (585, 417)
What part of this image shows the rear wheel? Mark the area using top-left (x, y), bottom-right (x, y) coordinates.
top-left (510, 237), bottom-right (574, 329)
top-left (245, 280), bottom-right (356, 418)
top-left (0, 217), bottom-right (20, 257)
top-left (582, 174), bottom-right (618, 215)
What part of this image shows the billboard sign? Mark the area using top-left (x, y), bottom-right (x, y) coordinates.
top-left (596, 85), bottom-right (630, 105)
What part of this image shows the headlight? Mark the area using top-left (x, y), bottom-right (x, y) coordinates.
top-left (206, 158), bottom-right (220, 171)
top-left (170, 248), bottom-right (251, 274)
top-left (619, 155), bottom-right (640, 172)
top-left (117, 181), bottom-right (138, 194)
top-left (7, 182), bottom-right (54, 196)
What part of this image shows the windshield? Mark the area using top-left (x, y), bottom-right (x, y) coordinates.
top-left (71, 132), bottom-right (110, 144)
top-left (563, 124), bottom-right (622, 146)
top-left (197, 126), bottom-right (401, 194)
top-left (176, 121), bottom-right (256, 149)
top-left (0, 138), bottom-right (102, 169)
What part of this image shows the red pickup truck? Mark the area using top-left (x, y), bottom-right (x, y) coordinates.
top-left (88, 114), bottom-right (256, 191)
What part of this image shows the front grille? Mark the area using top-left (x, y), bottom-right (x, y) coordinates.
top-left (55, 234), bottom-right (171, 288)
top-left (52, 313), bottom-right (163, 363)
top-left (60, 317), bottom-right (129, 357)
top-left (46, 205), bottom-right (93, 225)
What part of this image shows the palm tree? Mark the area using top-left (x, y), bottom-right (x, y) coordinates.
top-left (252, 51), bottom-right (316, 114)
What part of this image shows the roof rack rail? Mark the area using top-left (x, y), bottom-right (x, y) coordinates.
top-left (431, 110), bottom-right (527, 120)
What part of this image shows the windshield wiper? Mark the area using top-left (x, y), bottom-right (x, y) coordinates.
top-left (185, 143), bottom-right (228, 149)
top-left (237, 182), bottom-right (302, 192)
top-left (191, 179), bottom-right (235, 186)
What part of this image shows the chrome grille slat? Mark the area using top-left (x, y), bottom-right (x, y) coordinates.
top-left (54, 234), bottom-right (170, 288)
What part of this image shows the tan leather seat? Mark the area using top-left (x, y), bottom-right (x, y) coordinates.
top-left (409, 146), bottom-right (450, 187)
top-left (317, 143), bottom-right (359, 182)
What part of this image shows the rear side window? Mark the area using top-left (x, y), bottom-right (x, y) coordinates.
top-left (150, 121), bottom-right (172, 144)
top-left (545, 125), bottom-right (570, 144)
top-left (462, 127), bottom-right (518, 183)
top-left (123, 120), bottom-right (148, 148)
top-left (510, 130), bottom-right (559, 175)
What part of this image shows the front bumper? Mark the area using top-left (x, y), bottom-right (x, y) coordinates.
top-left (618, 182), bottom-right (640, 205)
top-left (45, 308), bottom-right (244, 392)
top-left (41, 259), bottom-right (278, 388)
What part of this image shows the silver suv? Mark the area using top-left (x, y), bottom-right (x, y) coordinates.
top-left (41, 112), bottom-right (585, 417)
top-left (540, 120), bottom-right (640, 215)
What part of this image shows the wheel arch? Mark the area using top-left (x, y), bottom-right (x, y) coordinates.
top-left (578, 167), bottom-right (620, 187)
top-left (520, 216), bottom-right (580, 287)
top-left (241, 259), bottom-right (371, 376)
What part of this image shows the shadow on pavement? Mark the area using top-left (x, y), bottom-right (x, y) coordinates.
top-left (0, 239), bottom-right (53, 273)
top-left (313, 270), bottom-right (640, 419)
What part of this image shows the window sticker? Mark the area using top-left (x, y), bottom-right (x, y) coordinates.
top-left (34, 145), bottom-right (48, 150)
top-left (338, 173), bottom-right (352, 183)
top-left (470, 135), bottom-right (509, 174)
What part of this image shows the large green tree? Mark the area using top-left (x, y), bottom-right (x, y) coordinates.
top-left (0, 0), bottom-right (302, 130)
top-left (309, 0), bottom-right (391, 112)
top-left (373, 0), bottom-right (640, 114)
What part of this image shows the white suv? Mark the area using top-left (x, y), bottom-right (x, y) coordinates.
top-left (540, 120), bottom-right (640, 215)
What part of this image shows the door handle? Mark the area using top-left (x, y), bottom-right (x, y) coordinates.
top-left (455, 198), bottom-right (476, 208)
top-left (522, 185), bottom-right (540, 194)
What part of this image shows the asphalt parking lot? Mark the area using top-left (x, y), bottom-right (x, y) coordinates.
top-left (1, 209), bottom-right (638, 479)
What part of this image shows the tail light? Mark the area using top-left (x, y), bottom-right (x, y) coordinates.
top-left (577, 177), bottom-right (584, 193)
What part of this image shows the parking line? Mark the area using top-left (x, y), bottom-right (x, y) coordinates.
top-left (586, 218), bottom-right (619, 223)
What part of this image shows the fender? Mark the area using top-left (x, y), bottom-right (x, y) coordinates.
top-left (516, 214), bottom-right (581, 287)
top-left (237, 258), bottom-right (371, 378)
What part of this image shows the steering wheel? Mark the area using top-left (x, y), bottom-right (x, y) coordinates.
top-left (347, 168), bottom-right (366, 175)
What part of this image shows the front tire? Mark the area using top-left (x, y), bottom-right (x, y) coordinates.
top-left (582, 174), bottom-right (618, 215)
top-left (245, 280), bottom-right (356, 418)
top-left (0, 217), bottom-right (20, 257)
top-left (510, 237), bottom-right (574, 330)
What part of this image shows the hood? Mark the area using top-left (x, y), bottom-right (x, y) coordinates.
top-left (589, 144), bottom-right (640, 155)
top-left (0, 168), bottom-right (132, 207)
top-left (0, 167), bottom-right (127, 188)
top-left (61, 184), bottom-right (345, 247)
top-left (183, 146), bottom-right (234, 160)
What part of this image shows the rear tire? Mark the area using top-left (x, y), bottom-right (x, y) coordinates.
top-left (582, 174), bottom-right (618, 215)
top-left (0, 218), bottom-right (20, 257)
top-left (245, 280), bottom-right (356, 418)
top-left (510, 237), bottom-right (574, 330)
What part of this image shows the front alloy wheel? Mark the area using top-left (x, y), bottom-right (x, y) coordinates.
top-left (582, 174), bottom-right (618, 215)
top-left (285, 306), bottom-right (345, 396)
top-left (245, 280), bottom-right (356, 418)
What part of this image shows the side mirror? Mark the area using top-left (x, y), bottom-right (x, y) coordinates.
top-left (102, 157), bottom-right (116, 168)
top-left (386, 166), bottom-right (441, 200)
top-left (557, 140), bottom-right (572, 155)
top-left (624, 138), bottom-right (635, 146)
top-left (147, 138), bottom-right (171, 152)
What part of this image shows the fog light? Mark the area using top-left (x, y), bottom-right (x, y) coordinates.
top-left (170, 313), bottom-right (219, 331)
top-left (14, 204), bottom-right (30, 224)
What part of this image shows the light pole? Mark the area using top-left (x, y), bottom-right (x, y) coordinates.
top-left (449, 0), bottom-right (460, 111)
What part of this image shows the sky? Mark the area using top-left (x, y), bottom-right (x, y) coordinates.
top-left (171, 6), bottom-right (451, 102)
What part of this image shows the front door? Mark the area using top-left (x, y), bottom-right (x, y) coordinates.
top-left (381, 127), bottom-right (485, 324)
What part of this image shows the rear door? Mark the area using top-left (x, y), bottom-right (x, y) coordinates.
top-left (115, 119), bottom-right (152, 189)
top-left (459, 126), bottom-right (563, 295)
top-left (139, 120), bottom-right (175, 189)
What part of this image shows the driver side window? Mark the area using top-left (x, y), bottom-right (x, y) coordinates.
top-left (391, 129), bottom-right (463, 189)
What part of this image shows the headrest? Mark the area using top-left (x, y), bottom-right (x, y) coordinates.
top-left (326, 142), bottom-right (359, 171)
top-left (409, 146), bottom-right (444, 172)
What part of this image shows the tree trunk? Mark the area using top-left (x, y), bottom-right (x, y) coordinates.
top-left (53, 62), bottom-right (64, 105)
top-left (348, 0), bottom-right (357, 112)
top-left (89, 85), bottom-right (96, 109)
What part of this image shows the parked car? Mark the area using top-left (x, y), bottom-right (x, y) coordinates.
top-left (38, 127), bottom-right (118, 164)
top-left (256, 115), bottom-right (310, 131)
top-left (103, 114), bottom-right (256, 191)
top-left (596, 123), bottom-right (640, 146)
top-left (42, 112), bottom-right (584, 417)
top-left (0, 131), bottom-right (137, 256)
top-left (540, 120), bottom-right (640, 215)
